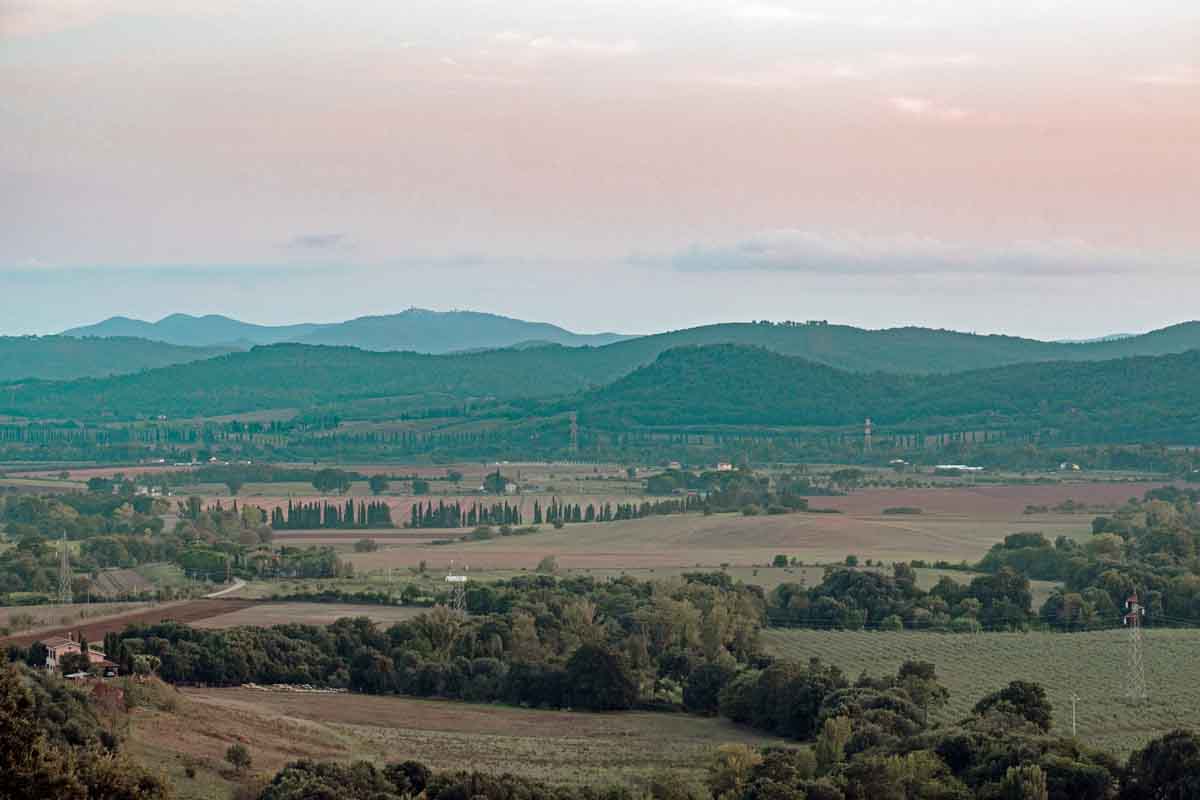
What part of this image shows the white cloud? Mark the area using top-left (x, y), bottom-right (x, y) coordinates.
top-left (1130, 65), bottom-right (1199, 86)
top-left (887, 95), bottom-right (969, 120)
top-left (0, 0), bottom-right (212, 38)
top-left (666, 230), bottom-right (1182, 276)
top-left (491, 31), bottom-right (639, 57)
top-left (728, 4), bottom-right (828, 23)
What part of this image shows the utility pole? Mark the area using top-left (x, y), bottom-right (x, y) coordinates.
top-left (1070, 692), bottom-right (1079, 737)
top-left (864, 418), bottom-right (873, 453)
top-left (568, 411), bottom-right (579, 458)
top-left (58, 531), bottom-right (73, 606)
top-left (1123, 592), bottom-right (1148, 703)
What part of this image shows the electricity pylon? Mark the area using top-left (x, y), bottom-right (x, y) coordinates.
top-left (1123, 592), bottom-right (1147, 703)
top-left (58, 531), bottom-right (73, 606)
top-left (445, 561), bottom-right (468, 614)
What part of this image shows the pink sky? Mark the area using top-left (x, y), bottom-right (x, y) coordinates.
top-left (2, 1), bottom-right (1198, 337)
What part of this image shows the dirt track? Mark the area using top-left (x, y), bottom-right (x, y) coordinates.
top-left (0, 598), bottom-right (259, 647)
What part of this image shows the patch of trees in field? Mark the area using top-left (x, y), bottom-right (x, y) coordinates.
top-left (0, 490), bottom-right (358, 599)
top-left (767, 564), bottom-right (1033, 633)
top-left (83, 573), bottom-right (764, 712)
top-left (978, 486), bottom-right (1200, 629)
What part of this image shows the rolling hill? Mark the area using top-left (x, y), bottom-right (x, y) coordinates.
top-left (5, 341), bottom-right (1200, 445)
top-left (0, 336), bottom-right (236, 382)
top-left (574, 344), bottom-right (1200, 439)
top-left (584, 320), bottom-right (1200, 375)
top-left (62, 313), bottom-right (320, 348)
top-left (64, 309), bottom-right (630, 353)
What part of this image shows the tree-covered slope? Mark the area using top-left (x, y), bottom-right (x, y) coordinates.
top-left (0, 343), bottom-right (618, 419)
top-left (8, 337), bottom-right (1200, 443)
top-left (575, 344), bottom-right (1200, 438)
top-left (0, 336), bottom-right (236, 382)
top-left (588, 320), bottom-right (1200, 375)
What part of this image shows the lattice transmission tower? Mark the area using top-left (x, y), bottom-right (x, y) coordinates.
top-left (58, 531), bottom-right (73, 606)
top-left (568, 411), bottom-right (579, 457)
top-left (445, 561), bottom-right (469, 614)
top-left (1123, 592), bottom-right (1148, 703)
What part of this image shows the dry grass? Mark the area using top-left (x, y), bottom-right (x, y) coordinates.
top-left (343, 508), bottom-right (1091, 574)
top-left (0, 601), bottom-right (156, 635)
top-left (191, 602), bottom-right (426, 629)
top-left (762, 627), bottom-right (1200, 756)
top-left (129, 687), bottom-right (787, 799)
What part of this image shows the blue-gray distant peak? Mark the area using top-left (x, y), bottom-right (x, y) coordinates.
top-left (63, 309), bottom-right (633, 353)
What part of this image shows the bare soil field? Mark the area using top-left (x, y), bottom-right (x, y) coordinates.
top-left (763, 627), bottom-right (1200, 756)
top-left (271, 530), bottom-right (445, 545)
top-left (8, 464), bottom-right (197, 480)
top-left (345, 507), bottom-right (1090, 573)
top-left (0, 601), bottom-right (155, 634)
top-left (191, 602), bottom-right (426, 629)
top-left (146, 687), bottom-right (786, 795)
top-left (0, 598), bottom-right (258, 647)
top-left (814, 482), bottom-right (1168, 516)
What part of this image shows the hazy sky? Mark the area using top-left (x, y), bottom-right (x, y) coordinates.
top-left (2, 0), bottom-right (1198, 338)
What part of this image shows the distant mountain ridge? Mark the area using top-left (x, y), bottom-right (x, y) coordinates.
top-left (0, 336), bottom-right (235, 382)
top-left (63, 309), bottom-right (631, 353)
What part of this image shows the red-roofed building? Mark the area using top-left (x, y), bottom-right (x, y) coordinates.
top-left (40, 633), bottom-right (115, 673)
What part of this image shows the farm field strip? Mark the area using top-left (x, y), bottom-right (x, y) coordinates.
top-left (763, 628), bottom-right (1200, 755)
top-left (190, 602), bottom-right (426, 629)
top-left (0, 598), bottom-right (259, 647)
top-left (178, 688), bottom-right (787, 787)
top-left (343, 510), bottom-right (1092, 573)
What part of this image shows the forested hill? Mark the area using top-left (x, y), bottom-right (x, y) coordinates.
top-left (0, 343), bottom-right (621, 419)
top-left (0, 336), bottom-right (236, 382)
top-left (588, 320), bottom-right (1200, 375)
top-left (6, 340), bottom-right (1200, 444)
top-left (574, 344), bottom-right (1200, 438)
top-left (61, 313), bottom-right (1200, 374)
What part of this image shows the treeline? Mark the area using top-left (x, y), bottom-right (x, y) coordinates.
top-left (99, 573), bottom-right (765, 711)
top-left (407, 500), bottom-right (524, 529)
top-left (767, 564), bottom-right (1033, 632)
top-left (270, 499), bottom-right (394, 529)
top-left (538, 496), bottom-right (702, 524)
top-left (0, 493), bottom-right (167, 596)
top-left (973, 487), bottom-right (1200, 629)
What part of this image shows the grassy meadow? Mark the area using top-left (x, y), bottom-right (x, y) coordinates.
top-left (763, 627), bottom-right (1199, 756)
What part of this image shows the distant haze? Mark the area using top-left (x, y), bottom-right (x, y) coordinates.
top-left (2, 1), bottom-right (1198, 338)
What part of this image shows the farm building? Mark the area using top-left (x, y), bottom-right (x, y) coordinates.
top-left (41, 634), bottom-right (117, 673)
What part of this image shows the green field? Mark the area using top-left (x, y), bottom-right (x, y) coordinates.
top-left (763, 627), bottom-right (1198, 755)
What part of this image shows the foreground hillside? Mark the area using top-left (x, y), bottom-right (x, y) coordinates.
top-left (0, 335), bottom-right (235, 381)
